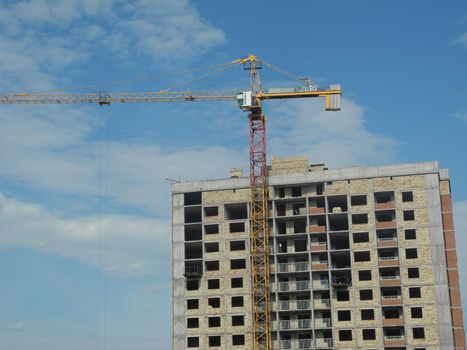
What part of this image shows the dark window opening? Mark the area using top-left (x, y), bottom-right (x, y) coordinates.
top-left (360, 289), bottom-right (373, 300)
top-left (184, 206), bottom-right (202, 223)
top-left (351, 195), bottom-right (367, 206)
top-left (413, 327), bottom-right (425, 339)
top-left (204, 206), bottom-right (218, 217)
top-left (186, 280), bottom-right (199, 291)
top-left (291, 186), bottom-right (302, 197)
top-left (353, 232), bottom-right (369, 243)
top-left (230, 259), bottom-right (246, 270)
top-left (294, 220), bottom-right (307, 233)
top-left (208, 317), bottom-right (221, 327)
top-left (225, 203), bottom-right (248, 220)
top-left (205, 224), bottom-right (219, 235)
top-left (230, 240), bottom-right (245, 251)
top-left (375, 191), bottom-right (394, 204)
top-left (294, 239), bottom-right (307, 252)
top-left (409, 287), bottom-right (421, 298)
top-left (352, 214), bottom-right (368, 224)
top-left (184, 192), bottom-right (201, 205)
top-left (208, 279), bottom-right (220, 289)
top-left (376, 210), bottom-right (395, 222)
top-left (232, 335), bottom-right (245, 345)
top-left (231, 277), bottom-right (243, 288)
top-left (278, 188), bottom-right (285, 198)
top-left (411, 307), bottom-right (423, 318)
top-left (232, 296), bottom-right (244, 307)
top-left (187, 318), bottom-right (199, 328)
top-left (230, 222), bottom-right (245, 233)
top-left (384, 308), bottom-right (401, 319)
top-left (402, 191), bottom-right (414, 202)
top-left (362, 329), bottom-right (376, 340)
top-left (338, 330), bottom-right (352, 341)
top-left (208, 336), bottom-right (221, 346)
top-left (406, 248), bottom-right (418, 259)
top-left (338, 310), bottom-right (351, 321)
top-left (408, 267), bottom-right (419, 278)
top-left (205, 242), bottom-right (219, 253)
top-left (359, 270), bottom-right (372, 281)
top-left (336, 290), bottom-right (350, 301)
top-left (187, 299), bottom-right (199, 309)
top-left (187, 337), bottom-right (199, 348)
top-left (208, 297), bottom-right (220, 308)
top-left (277, 222), bottom-right (286, 235)
top-left (405, 229), bottom-right (416, 240)
top-left (361, 309), bottom-right (374, 320)
top-left (232, 315), bottom-right (244, 326)
top-left (403, 210), bottom-right (415, 221)
top-left (354, 251), bottom-right (371, 262)
top-left (205, 260), bottom-right (219, 271)
top-left (185, 224), bottom-right (202, 241)
top-left (185, 243), bottom-right (202, 259)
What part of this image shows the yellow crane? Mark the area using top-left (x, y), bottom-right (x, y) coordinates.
top-left (0, 54), bottom-right (341, 350)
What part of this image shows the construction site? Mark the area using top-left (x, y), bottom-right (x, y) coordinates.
top-left (1, 52), bottom-right (465, 350)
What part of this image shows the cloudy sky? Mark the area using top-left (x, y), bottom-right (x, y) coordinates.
top-left (0, 1), bottom-right (466, 349)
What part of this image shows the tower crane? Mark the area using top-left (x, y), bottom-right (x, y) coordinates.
top-left (0, 54), bottom-right (341, 350)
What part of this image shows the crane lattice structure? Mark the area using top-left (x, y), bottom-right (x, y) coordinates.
top-left (0, 54), bottom-right (341, 350)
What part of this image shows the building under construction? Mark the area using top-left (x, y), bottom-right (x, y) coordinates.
top-left (171, 156), bottom-right (465, 350)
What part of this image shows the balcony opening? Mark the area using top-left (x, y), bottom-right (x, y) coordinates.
top-left (380, 267), bottom-right (400, 279)
top-left (331, 251), bottom-right (351, 268)
top-left (329, 214), bottom-right (349, 231)
top-left (185, 224), bottom-right (202, 241)
top-left (328, 195), bottom-right (348, 213)
top-left (276, 203), bottom-right (286, 216)
top-left (310, 215), bottom-right (326, 232)
top-left (377, 229), bottom-right (397, 241)
top-left (204, 206), bottom-right (218, 217)
top-left (277, 222), bottom-right (286, 235)
top-left (331, 271), bottom-right (351, 288)
top-left (383, 307), bottom-right (402, 319)
top-left (336, 290), bottom-right (349, 301)
top-left (277, 240), bottom-right (288, 253)
top-left (294, 239), bottom-right (307, 252)
top-left (208, 297), bottom-right (220, 308)
top-left (225, 203), bottom-right (248, 220)
top-left (293, 202), bottom-right (306, 215)
top-left (277, 187), bottom-right (286, 198)
top-left (376, 210), bottom-right (395, 222)
top-left (379, 248), bottom-right (398, 260)
top-left (205, 242), bottom-right (219, 253)
top-left (351, 195), bottom-right (367, 206)
top-left (184, 206), bottom-right (202, 223)
top-left (185, 243), bottom-right (202, 260)
top-left (186, 280), bottom-right (199, 291)
top-left (381, 287), bottom-right (401, 299)
top-left (330, 233), bottom-right (350, 250)
top-left (291, 186), bottom-right (302, 197)
top-left (309, 197), bottom-right (325, 213)
top-left (384, 327), bottom-right (403, 338)
top-left (205, 224), bottom-right (219, 235)
top-left (294, 220), bottom-right (306, 233)
top-left (184, 192), bottom-right (201, 205)
top-left (187, 299), bottom-right (199, 309)
top-left (353, 232), bottom-right (369, 243)
top-left (352, 214), bottom-right (368, 225)
top-left (229, 222), bottom-right (245, 233)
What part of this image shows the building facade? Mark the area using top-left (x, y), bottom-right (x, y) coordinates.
top-left (172, 157), bottom-right (465, 350)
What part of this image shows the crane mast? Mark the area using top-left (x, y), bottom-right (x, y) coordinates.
top-left (0, 55), bottom-right (341, 350)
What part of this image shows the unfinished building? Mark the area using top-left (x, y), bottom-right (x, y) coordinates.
top-left (171, 157), bottom-right (465, 350)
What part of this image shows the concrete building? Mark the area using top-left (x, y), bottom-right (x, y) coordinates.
top-left (171, 157), bottom-right (465, 350)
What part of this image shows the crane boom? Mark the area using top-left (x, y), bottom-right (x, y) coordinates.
top-left (0, 54), bottom-right (342, 350)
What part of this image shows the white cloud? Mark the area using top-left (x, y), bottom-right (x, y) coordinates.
top-left (267, 98), bottom-right (398, 167)
top-left (454, 108), bottom-right (467, 121)
top-left (454, 32), bottom-right (467, 47)
top-left (0, 191), bottom-right (168, 276)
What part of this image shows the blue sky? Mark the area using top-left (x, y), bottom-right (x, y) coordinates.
top-left (0, 1), bottom-right (466, 349)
